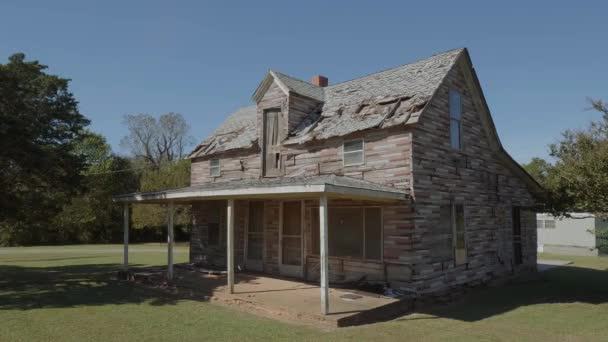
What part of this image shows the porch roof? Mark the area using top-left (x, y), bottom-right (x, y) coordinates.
top-left (112, 175), bottom-right (408, 204)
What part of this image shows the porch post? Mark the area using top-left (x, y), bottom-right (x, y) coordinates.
top-left (167, 201), bottom-right (174, 280)
top-left (227, 199), bottom-right (235, 294)
top-left (123, 203), bottom-right (129, 272)
top-left (319, 194), bottom-right (329, 315)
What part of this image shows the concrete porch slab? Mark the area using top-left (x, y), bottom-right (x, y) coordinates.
top-left (125, 266), bottom-right (412, 328)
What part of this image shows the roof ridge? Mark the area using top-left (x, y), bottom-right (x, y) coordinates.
top-left (326, 47), bottom-right (465, 88)
top-left (271, 70), bottom-right (322, 87)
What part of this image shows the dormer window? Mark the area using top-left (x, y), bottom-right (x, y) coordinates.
top-left (449, 90), bottom-right (462, 150)
top-left (343, 139), bottom-right (364, 166)
top-left (263, 108), bottom-right (282, 176)
top-left (209, 159), bottom-right (221, 177)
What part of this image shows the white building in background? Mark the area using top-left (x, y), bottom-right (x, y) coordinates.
top-left (537, 213), bottom-right (607, 256)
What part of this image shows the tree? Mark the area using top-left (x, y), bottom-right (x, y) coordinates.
top-left (522, 157), bottom-right (553, 186)
top-left (120, 112), bottom-right (193, 168)
top-left (51, 131), bottom-right (138, 243)
top-left (539, 99), bottom-right (608, 218)
top-left (131, 159), bottom-right (191, 232)
top-left (0, 53), bottom-right (90, 244)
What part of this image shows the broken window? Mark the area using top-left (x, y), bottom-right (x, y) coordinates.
top-left (209, 159), bottom-right (221, 177)
top-left (311, 207), bottom-right (382, 260)
top-left (449, 90), bottom-right (462, 150)
top-left (343, 139), bottom-right (364, 166)
top-left (263, 109), bottom-right (282, 176)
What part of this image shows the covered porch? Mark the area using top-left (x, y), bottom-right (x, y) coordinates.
top-left (113, 175), bottom-right (408, 315)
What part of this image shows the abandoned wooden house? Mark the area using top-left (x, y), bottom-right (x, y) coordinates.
top-left (114, 48), bottom-right (543, 314)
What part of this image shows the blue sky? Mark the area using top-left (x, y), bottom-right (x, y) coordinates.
top-left (1, 0), bottom-right (606, 163)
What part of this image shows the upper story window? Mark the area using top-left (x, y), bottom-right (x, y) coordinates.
top-left (263, 109), bottom-right (282, 176)
top-left (343, 139), bottom-right (364, 166)
top-left (209, 159), bottom-right (220, 177)
top-left (449, 90), bottom-right (462, 150)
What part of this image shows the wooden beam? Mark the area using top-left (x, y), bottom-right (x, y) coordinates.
top-left (319, 194), bottom-right (329, 315)
top-left (167, 201), bottom-right (174, 280)
top-left (227, 199), bottom-right (235, 294)
top-left (123, 203), bottom-right (129, 272)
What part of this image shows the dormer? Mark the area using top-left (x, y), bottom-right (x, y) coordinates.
top-left (252, 71), bottom-right (326, 176)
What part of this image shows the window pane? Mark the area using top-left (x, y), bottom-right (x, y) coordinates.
top-left (329, 208), bottom-right (363, 258)
top-left (364, 208), bottom-right (382, 260)
top-left (435, 205), bottom-right (453, 261)
top-left (537, 220), bottom-right (544, 229)
top-left (210, 166), bottom-right (220, 176)
top-left (455, 205), bottom-right (465, 234)
top-left (208, 222), bottom-right (220, 246)
top-left (344, 140), bottom-right (363, 153)
top-left (210, 159), bottom-right (220, 167)
top-left (282, 237), bottom-right (301, 265)
top-left (455, 248), bottom-right (466, 265)
top-left (544, 220), bottom-right (556, 229)
top-left (248, 202), bottom-right (264, 233)
top-left (449, 90), bottom-right (462, 119)
top-left (283, 202), bottom-right (301, 235)
top-left (247, 235), bottom-right (263, 260)
top-left (344, 151), bottom-right (363, 166)
top-left (454, 204), bottom-right (466, 264)
top-left (450, 119), bottom-right (461, 149)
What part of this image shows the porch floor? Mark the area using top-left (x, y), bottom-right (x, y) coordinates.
top-left (129, 265), bottom-right (409, 327)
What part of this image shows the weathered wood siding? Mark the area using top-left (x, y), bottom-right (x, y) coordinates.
top-left (191, 127), bottom-right (413, 191)
top-left (409, 61), bottom-right (537, 293)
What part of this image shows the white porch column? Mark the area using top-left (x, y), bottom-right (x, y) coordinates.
top-left (319, 194), bottom-right (329, 315)
top-left (167, 201), bottom-right (175, 280)
top-left (227, 199), bottom-right (235, 294)
top-left (123, 203), bottom-right (129, 272)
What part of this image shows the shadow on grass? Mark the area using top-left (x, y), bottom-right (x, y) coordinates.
top-left (1, 262), bottom-right (606, 325)
top-left (398, 265), bottom-right (608, 323)
top-left (0, 263), bottom-right (232, 311)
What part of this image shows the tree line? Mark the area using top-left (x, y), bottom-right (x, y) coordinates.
top-left (0, 54), bottom-right (193, 246)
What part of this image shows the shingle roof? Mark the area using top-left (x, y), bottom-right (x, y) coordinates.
top-left (113, 174), bottom-right (409, 203)
top-left (272, 71), bottom-right (325, 102)
top-left (189, 48), bottom-right (464, 158)
top-left (188, 105), bottom-right (258, 157)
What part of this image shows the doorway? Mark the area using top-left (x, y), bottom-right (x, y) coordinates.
top-left (245, 201), bottom-right (265, 271)
top-left (279, 201), bottom-right (304, 277)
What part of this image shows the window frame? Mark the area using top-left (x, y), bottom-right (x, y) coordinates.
top-left (343, 138), bottom-right (365, 167)
top-left (452, 203), bottom-right (467, 265)
top-left (449, 89), bottom-right (463, 150)
top-left (310, 205), bottom-right (383, 262)
top-left (262, 108), bottom-right (283, 177)
top-left (543, 219), bottom-right (556, 229)
top-left (209, 158), bottom-right (221, 177)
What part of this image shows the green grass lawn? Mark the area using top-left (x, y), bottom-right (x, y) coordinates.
top-left (1, 246), bottom-right (607, 341)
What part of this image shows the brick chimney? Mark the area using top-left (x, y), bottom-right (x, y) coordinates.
top-left (311, 75), bottom-right (328, 87)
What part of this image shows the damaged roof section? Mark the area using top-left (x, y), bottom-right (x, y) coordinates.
top-left (189, 48), bottom-right (463, 158)
top-left (286, 94), bottom-right (428, 144)
top-left (188, 106), bottom-right (258, 158)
